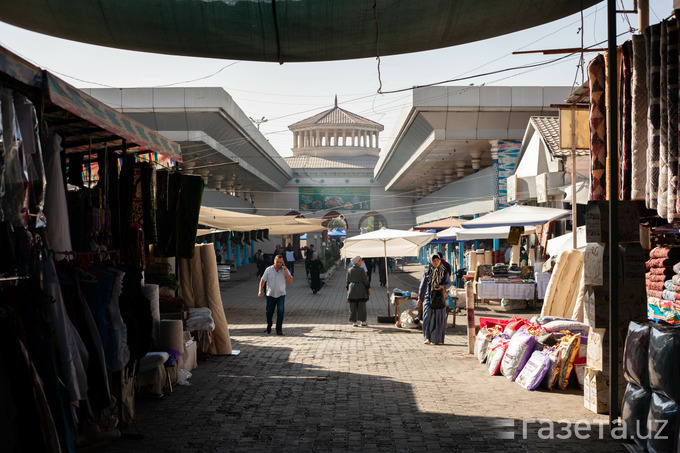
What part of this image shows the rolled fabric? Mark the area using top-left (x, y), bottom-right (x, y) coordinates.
top-left (158, 319), bottom-right (184, 353)
top-left (141, 284), bottom-right (160, 347)
top-left (631, 34), bottom-right (648, 200)
top-left (199, 244), bottom-right (232, 355)
top-left (482, 250), bottom-right (490, 265)
top-left (468, 251), bottom-right (477, 270)
top-left (190, 245), bottom-right (207, 308)
top-left (178, 257), bottom-right (195, 308)
top-left (511, 245), bottom-right (521, 266)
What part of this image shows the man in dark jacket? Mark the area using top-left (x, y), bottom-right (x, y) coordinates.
top-left (346, 255), bottom-right (371, 327)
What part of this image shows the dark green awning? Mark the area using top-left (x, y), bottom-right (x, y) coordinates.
top-left (0, 0), bottom-right (601, 63)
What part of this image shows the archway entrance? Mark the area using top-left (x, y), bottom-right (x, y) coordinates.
top-left (358, 211), bottom-right (388, 232)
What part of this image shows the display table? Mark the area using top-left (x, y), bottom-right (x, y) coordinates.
top-left (390, 295), bottom-right (418, 325)
top-left (476, 281), bottom-right (536, 303)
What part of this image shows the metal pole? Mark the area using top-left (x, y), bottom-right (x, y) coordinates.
top-left (571, 105), bottom-right (578, 249)
top-left (607, 0), bottom-right (620, 425)
top-left (384, 241), bottom-right (390, 316)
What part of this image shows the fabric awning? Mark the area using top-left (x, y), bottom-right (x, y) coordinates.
top-left (461, 205), bottom-right (570, 229)
top-left (0, 1), bottom-right (600, 63)
top-left (44, 72), bottom-right (182, 161)
top-left (546, 226), bottom-right (587, 256)
top-left (198, 206), bottom-right (327, 235)
top-left (341, 228), bottom-right (436, 259)
top-left (412, 218), bottom-right (468, 231)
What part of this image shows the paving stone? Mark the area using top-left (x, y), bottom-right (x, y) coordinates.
top-left (98, 261), bottom-right (629, 452)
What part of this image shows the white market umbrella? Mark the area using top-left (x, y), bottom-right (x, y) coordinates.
top-left (460, 204), bottom-right (570, 229)
top-left (546, 226), bottom-right (587, 256)
top-left (342, 228), bottom-right (436, 317)
top-left (437, 225), bottom-right (512, 241)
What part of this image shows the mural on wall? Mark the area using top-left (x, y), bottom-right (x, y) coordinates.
top-left (498, 140), bottom-right (522, 208)
top-left (299, 187), bottom-right (370, 211)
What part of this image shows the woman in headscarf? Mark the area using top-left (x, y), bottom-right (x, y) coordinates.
top-left (309, 252), bottom-right (324, 294)
top-left (417, 253), bottom-right (452, 344)
top-left (346, 255), bottom-right (370, 327)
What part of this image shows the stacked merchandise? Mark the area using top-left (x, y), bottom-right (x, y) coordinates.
top-left (474, 316), bottom-right (589, 392)
top-left (581, 200), bottom-right (646, 414)
top-left (646, 246), bottom-right (680, 324)
top-left (621, 321), bottom-right (679, 452)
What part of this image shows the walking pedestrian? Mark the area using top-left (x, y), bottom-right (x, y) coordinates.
top-left (309, 252), bottom-right (323, 294)
top-left (258, 254), bottom-right (293, 335)
top-left (346, 255), bottom-right (370, 327)
top-left (417, 253), bottom-right (451, 345)
top-left (285, 244), bottom-right (295, 276)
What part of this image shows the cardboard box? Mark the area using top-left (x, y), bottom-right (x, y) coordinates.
top-left (586, 327), bottom-right (625, 372)
top-left (585, 200), bottom-right (640, 243)
top-left (584, 285), bottom-right (647, 329)
top-left (584, 365), bottom-right (627, 414)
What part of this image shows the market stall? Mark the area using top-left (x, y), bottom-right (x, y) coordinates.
top-left (0, 45), bottom-right (214, 451)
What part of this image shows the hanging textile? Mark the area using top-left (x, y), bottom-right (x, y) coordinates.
top-left (176, 174), bottom-right (204, 258)
top-left (658, 21), bottom-right (669, 220)
top-left (619, 40), bottom-right (633, 200)
top-left (154, 170), bottom-right (182, 257)
top-left (631, 34), bottom-right (648, 200)
top-left (44, 134), bottom-right (73, 253)
top-left (588, 54), bottom-right (607, 201)
top-left (0, 88), bottom-right (28, 228)
top-left (646, 23), bottom-right (662, 210)
top-left (668, 18), bottom-right (680, 221)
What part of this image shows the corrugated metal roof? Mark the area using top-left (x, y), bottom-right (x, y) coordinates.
top-left (532, 115), bottom-right (589, 157)
top-left (290, 106), bottom-right (383, 129)
top-left (284, 155), bottom-right (379, 169)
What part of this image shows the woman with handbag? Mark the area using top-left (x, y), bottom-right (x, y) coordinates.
top-left (417, 253), bottom-right (452, 345)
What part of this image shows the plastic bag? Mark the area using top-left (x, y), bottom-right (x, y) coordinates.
top-left (541, 319), bottom-right (590, 336)
top-left (177, 369), bottom-right (192, 386)
top-left (647, 392), bottom-right (678, 453)
top-left (624, 321), bottom-right (650, 389)
top-left (474, 327), bottom-right (492, 363)
top-left (648, 324), bottom-right (680, 401)
top-left (554, 334), bottom-right (580, 390)
top-left (399, 308), bottom-right (419, 329)
top-left (621, 383), bottom-right (651, 448)
top-left (487, 336), bottom-right (509, 376)
top-left (516, 350), bottom-right (551, 390)
top-left (501, 328), bottom-right (535, 381)
top-left (503, 316), bottom-right (529, 338)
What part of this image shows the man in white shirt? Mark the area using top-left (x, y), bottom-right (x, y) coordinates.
top-left (258, 255), bottom-right (293, 335)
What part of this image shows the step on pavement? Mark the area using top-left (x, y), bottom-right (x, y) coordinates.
top-left (100, 261), bottom-right (629, 452)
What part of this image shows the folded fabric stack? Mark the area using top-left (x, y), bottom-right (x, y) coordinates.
top-left (492, 264), bottom-right (509, 278)
top-left (185, 307), bottom-right (215, 332)
top-left (508, 266), bottom-right (522, 282)
top-left (646, 246), bottom-right (680, 325)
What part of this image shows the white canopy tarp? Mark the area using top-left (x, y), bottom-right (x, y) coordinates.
top-left (461, 204), bottom-right (571, 229)
top-left (341, 228), bottom-right (436, 317)
top-left (341, 228), bottom-right (436, 259)
top-left (436, 225), bottom-right (512, 241)
top-left (546, 226), bottom-right (587, 256)
top-left (198, 206), bottom-right (327, 235)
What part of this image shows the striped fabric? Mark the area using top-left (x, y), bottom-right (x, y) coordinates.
top-left (620, 40), bottom-right (633, 200)
top-left (668, 18), bottom-right (680, 220)
top-left (658, 21), bottom-right (669, 220)
top-left (588, 54), bottom-right (607, 201)
top-left (645, 23), bottom-right (661, 210)
top-left (631, 34), bottom-right (648, 200)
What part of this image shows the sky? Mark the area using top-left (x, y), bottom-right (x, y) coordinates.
top-left (0, 1), bottom-right (669, 157)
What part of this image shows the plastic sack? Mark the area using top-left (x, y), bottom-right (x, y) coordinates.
top-left (400, 308), bottom-right (419, 329)
top-left (487, 336), bottom-right (509, 376)
top-left (503, 316), bottom-right (529, 338)
top-left (542, 346), bottom-right (561, 389)
top-left (621, 383), bottom-right (651, 449)
top-left (177, 369), bottom-right (192, 386)
top-left (554, 334), bottom-right (580, 390)
top-left (647, 392), bottom-right (678, 453)
top-left (533, 316), bottom-right (577, 325)
top-left (541, 319), bottom-right (590, 336)
top-left (500, 329), bottom-right (536, 381)
top-left (474, 327), bottom-right (493, 363)
top-left (648, 324), bottom-right (680, 401)
top-left (515, 350), bottom-right (551, 390)
top-left (624, 321), bottom-right (650, 389)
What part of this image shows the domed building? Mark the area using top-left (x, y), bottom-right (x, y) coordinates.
top-left (253, 97), bottom-right (414, 249)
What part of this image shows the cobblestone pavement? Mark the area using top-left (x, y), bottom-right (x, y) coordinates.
top-left (100, 261), bottom-right (629, 452)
